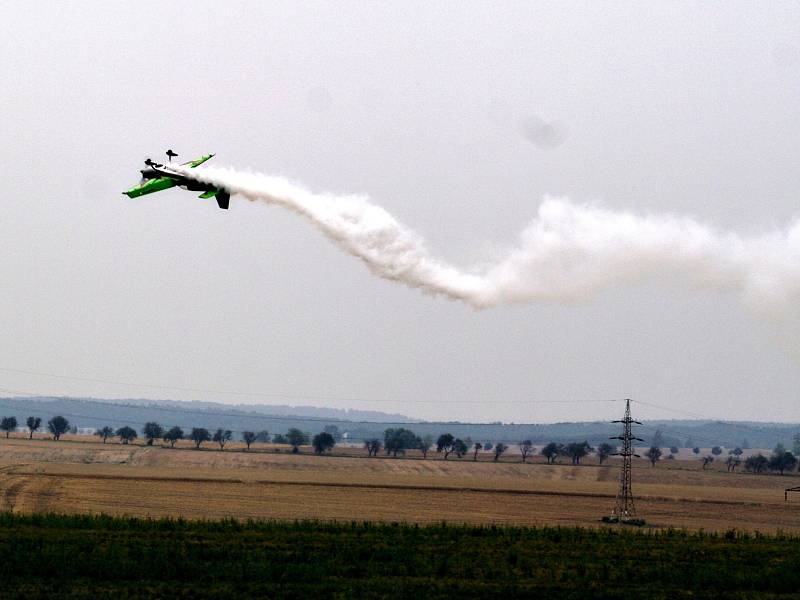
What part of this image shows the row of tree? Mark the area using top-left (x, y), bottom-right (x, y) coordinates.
top-left (4, 416), bottom-right (799, 473)
top-left (98, 423), bottom-right (329, 452)
top-left (362, 430), bottom-right (617, 464)
top-left (369, 431), bottom-right (800, 475)
top-left (0, 416), bottom-right (327, 453)
top-left (644, 443), bottom-right (798, 475)
top-left (702, 447), bottom-right (797, 475)
top-left (0, 416), bottom-right (66, 440)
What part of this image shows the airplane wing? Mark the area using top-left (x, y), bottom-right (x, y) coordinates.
top-left (182, 154), bottom-right (215, 168)
top-left (123, 177), bottom-right (177, 198)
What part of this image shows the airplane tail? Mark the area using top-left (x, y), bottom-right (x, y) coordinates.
top-left (198, 189), bottom-right (230, 209)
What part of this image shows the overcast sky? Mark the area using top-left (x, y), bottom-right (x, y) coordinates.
top-left (1, 1), bottom-right (798, 423)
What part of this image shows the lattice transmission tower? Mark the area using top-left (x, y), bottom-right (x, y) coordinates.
top-left (610, 399), bottom-right (643, 519)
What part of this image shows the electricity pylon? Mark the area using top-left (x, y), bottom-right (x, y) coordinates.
top-left (610, 399), bottom-right (643, 519)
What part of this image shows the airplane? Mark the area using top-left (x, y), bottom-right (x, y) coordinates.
top-left (123, 151), bottom-right (231, 209)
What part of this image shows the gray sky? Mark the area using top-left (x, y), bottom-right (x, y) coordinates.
top-left (1, 1), bottom-right (798, 423)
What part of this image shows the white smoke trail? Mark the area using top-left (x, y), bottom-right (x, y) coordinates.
top-left (174, 164), bottom-right (800, 315)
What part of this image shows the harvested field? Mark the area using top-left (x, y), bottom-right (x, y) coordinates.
top-left (0, 437), bottom-right (797, 531)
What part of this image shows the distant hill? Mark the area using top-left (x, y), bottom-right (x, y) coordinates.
top-left (0, 395), bottom-right (796, 450)
top-left (0, 396), bottom-right (415, 439)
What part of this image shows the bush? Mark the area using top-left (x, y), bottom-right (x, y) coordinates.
top-left (745, 454), bottom-right (768, 474)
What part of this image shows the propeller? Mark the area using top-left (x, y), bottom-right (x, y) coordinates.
top-left (137, 157), bottom-right (151, 184)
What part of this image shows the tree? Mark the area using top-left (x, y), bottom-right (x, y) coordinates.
top-left (255, 430), bottom-right (270, 443)
top-left (142, 422), bottom-right (163, 446)
top-left (725, 454), bottom-right (740, 473)
top-left (190, 427), bottom-right (211, 449)
top-left (417, 434), bottom-right (433, 459)
top-left (436, 433), bottom-right (456, 459)
top-left (732, 447), bottom-right (743, 456)
top-left (769, 451), bottom-right (798, 475)
top-left (669, 446), bottom-right (679, 455)
top-left (312, 432), bottom-right (336, 454)
top-left (483, 442), bottom-right (493, 452)
top-left (472, 442), bottom-right (483, 461)
top-left (95, 426), bottom-right (114, 443)
top-left (711, 446), bottom-right (722, 456)
top-left (242, 431), bottom-right (256, 450)
top-left (692, 447), bottom-right (700, 455)
top-left (453, 438), bottom-right (468, 458)
top-left (286, 428), bottom-right (309, 453)
top-left (596, 443), bottom-right (614, 465)
top-left (116, 426), bottom-right (137, 445)
top-left (541, 442), bottom-right (562, 464)
top-left (793, 433), bottom-right (800, 456)
top-left (384, 428), bottom-right (418, 457)
top-left (365, 439), bottom-right (382, 457)
top-left (213, 429), bottom-right (232, 449)
top-left (701, 456), bottom-right (714, 470)
top-left (26, 416), bottom-right (42, 439)
top-left (48, 416), bottom-right (70, 441)
top-left (645, 446), bottom-right (662, 467)
top-left (493, 443), bottom-right (508, 461)
top-left (163, 426), bottom-right (184, 448)
top-left (0, 416), bottom-right (18, 438)
top-left (745, 454), bottom-right (768, 474)
top-left (519, 440), bottom-right (534, 463)
top-left (272, 433), bottom-right (287, 445)
top-left (564, 441), bottom-right (594, 465)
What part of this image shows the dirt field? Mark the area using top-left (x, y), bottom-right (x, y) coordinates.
top-left (0, 436), bottom-right (797, 532)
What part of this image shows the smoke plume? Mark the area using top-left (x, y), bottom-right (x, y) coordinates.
top-left (175, 164), bottom-right (800, 315)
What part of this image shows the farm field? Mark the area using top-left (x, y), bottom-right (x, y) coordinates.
top-left (0, 514), bottom-right (799, 599)
top-left (0, 437), bottom-right (797, 532)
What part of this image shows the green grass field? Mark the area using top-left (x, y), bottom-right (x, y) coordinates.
top-left (0, 514), bottom-right (798, 599)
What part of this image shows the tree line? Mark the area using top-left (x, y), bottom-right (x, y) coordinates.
top-left (641, 442), bottom-right (799, 475)
top-left (3, 415), bottom-right (799, 473)
top-left (364, 429), bottom-right (621, 464)
top-left (0, 415), bottom-right (338, 454)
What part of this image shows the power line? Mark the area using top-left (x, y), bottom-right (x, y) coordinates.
top-left (0, 365), bottom-right (622, 406)
top-left (632, 399), bottom-right (717, 421)
top-left (6, 362), bottom-right (779, 438)
top-left (0, 397), bottom-right (624, 445)
top-left (0, 366), bottom-right (404, 404)
top-left (1, 367), bottom-right (782, 433)
top-left (0, 388), bottom-right (775, 448)
top-left (632, 399), bottom-right (778, 447)
top-left (0, 385), bottom-right (623, 429)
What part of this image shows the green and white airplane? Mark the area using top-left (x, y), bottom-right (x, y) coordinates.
top-left (123, 150), bottom-right (231, 209)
